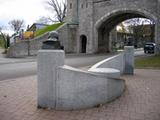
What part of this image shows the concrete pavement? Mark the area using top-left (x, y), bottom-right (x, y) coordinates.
top-left (0, 48), bottom-right (112, 65)
top-left (0, 51), bottom-right (115, 81)
top-left (0, 69), bottom-right (160, 120)
top-left (0, 48), bottom-right (144, 65)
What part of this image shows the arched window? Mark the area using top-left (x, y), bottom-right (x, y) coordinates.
top-left (81, 4), bottom-right (83, 8)
top-left (70, 3), bottom-right (72, 9)
top-left (86, 3), bottom-right (88, 8)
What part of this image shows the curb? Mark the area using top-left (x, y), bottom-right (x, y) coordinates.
top-left (0, 59), bottom-right (36, 65)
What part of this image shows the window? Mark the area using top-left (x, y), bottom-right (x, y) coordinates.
top-left (86, 3), bottom-right (88, 8)
top-left (81, 4), bottom-right (83, 8)
top-left (70, 3), bottom-right (72, 9)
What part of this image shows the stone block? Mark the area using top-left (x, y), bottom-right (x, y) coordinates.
top-left (124, 46), bottom-right (134, 75)
top-left (37, 50), bottom-right (64, 109)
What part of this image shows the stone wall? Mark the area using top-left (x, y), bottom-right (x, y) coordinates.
top-left (92, 0), bottom-right (158, 53)
top-left (93, 0), bottom-right (157, 23)
top-left (66, 0), bottom-right (78, 23)
top-left (7, 40), bottom-right (30, 58)
top-left (7, 0), bottom-right (160, 57)
top-left (66, 0), bottom-right (160, 54)
top-left (7, 33), bottom-right (49, 57)
top-left (78, 0), bottom-right (94, 53)
top-left (57, 23), bottom-right (78, 53)
top-left (7, 23), bottom-right (78, 57)
top-left (29, 32), bottom-right (49, 56)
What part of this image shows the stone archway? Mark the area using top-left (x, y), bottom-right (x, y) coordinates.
top-left (80, 35), bottom-right (87, 53)
top-left (94, 9), bottom-right (158, 53)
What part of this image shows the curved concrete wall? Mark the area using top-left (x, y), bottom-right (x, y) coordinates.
top-left (89, 53), bottom-right (125, 74)
top-left (38, 50), bottom-right (126, 110)
top-left (89, 46), bottom-right (134, 75)
top-left (56, 66), bottom-right (125, 110)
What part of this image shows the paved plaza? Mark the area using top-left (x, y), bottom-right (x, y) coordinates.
top-left (0, 69), bottom-right (160, 120)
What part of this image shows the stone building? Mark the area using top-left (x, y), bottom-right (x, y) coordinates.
top-left (58, 0), bottom-right (160, 54)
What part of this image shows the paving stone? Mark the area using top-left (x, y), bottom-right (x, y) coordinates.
top-left (0, 69), bottom-right (160, 120)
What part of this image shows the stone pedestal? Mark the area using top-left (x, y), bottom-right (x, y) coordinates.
top-left (37, 50), bottom-right (64, 109)
top-left (155, 21), bottom-right (160, 54)
top-left (124, 46), bottom-right (134, 75)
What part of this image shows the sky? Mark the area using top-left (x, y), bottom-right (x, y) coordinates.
top-left (0, 0), bottom-right (54, 35)
top-left (0, 0), bottom-right (151, 36)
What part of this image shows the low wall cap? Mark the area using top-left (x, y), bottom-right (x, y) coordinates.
top-left (89, 68), bottom-right (120, 73)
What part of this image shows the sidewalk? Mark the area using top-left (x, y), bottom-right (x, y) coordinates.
top-left (0, 69), bottom-right (160, 120)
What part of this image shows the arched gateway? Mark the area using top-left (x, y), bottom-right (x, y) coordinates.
top-left (95, 9), bottom-right (157, 53)
top-left (58, 0), bottom-right (160, 54)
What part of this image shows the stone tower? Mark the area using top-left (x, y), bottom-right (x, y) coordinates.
top-left (66, 0), bottom-right (79, 23)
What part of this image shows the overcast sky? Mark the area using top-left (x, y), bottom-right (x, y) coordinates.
top-left (0, 0), bottom-right (54, 35)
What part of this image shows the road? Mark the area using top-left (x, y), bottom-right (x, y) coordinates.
top-left (0, 54), bottom-right (114, 81)
top-left (0, 50), bottom-right (145, 81)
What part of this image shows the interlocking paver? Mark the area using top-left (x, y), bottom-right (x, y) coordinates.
top-left (0, 69), bottom-right (160, 120)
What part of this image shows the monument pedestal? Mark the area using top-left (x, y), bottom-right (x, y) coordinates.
top-left (37, 50), bottom-right (64, 109)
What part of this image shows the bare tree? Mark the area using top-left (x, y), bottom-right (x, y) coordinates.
top-left (0, 27), bottom-right (6, 42)
top-left (124, 18), bottom-right (155, 47)
top-left (0, 27), bottom-right (7, 50)
top-left (8, 19), bottom-right (25, 33)
top-left (46, 0), bottom-right (67, 23)
top-left (143, 19), bottom-right (155, 41)
top-left (124, 18), bottom-right (154, 35)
